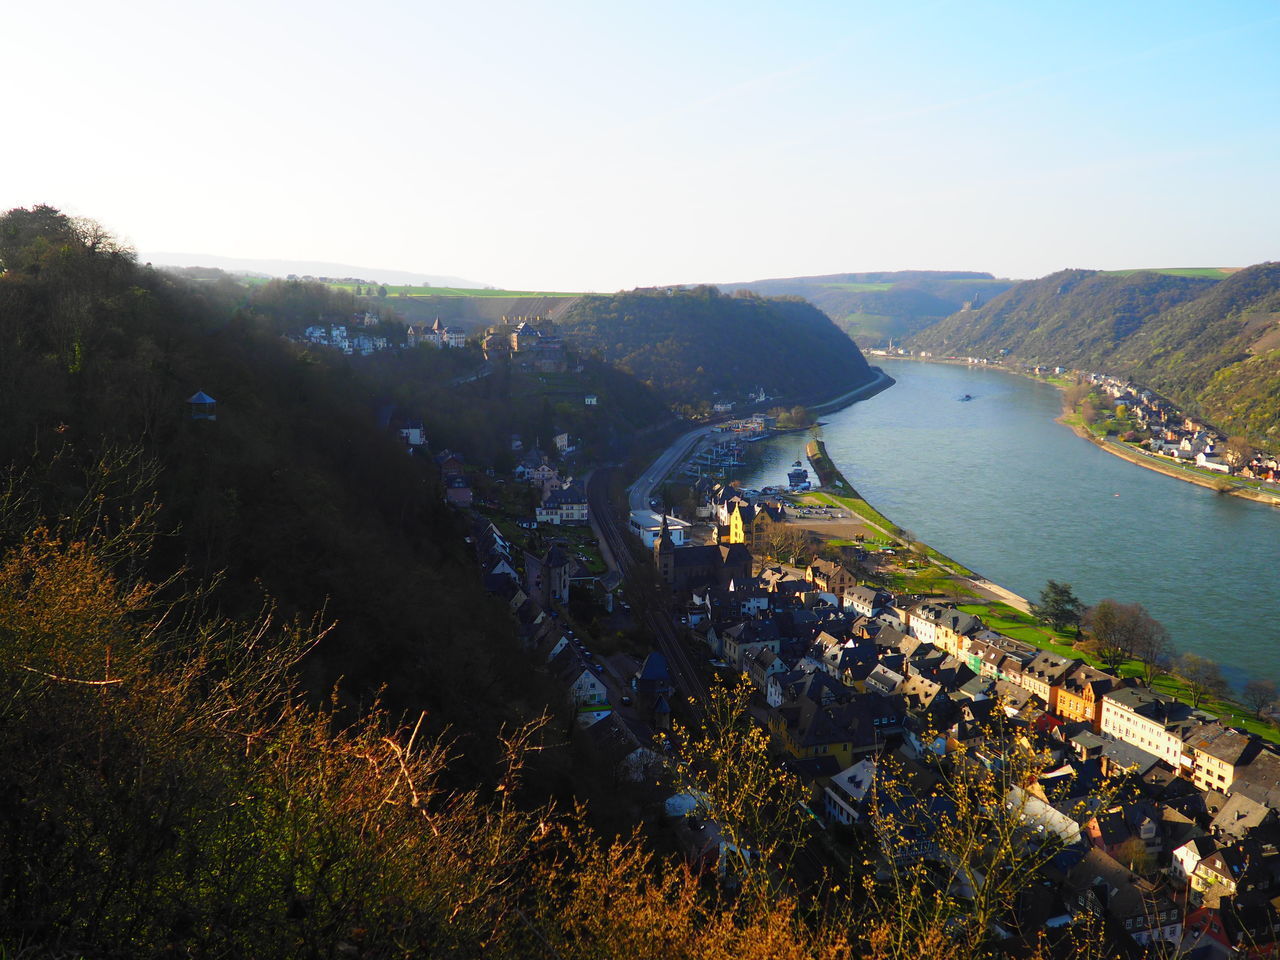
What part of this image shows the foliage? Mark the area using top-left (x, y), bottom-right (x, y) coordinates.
top-left (556, 286), bottom-right (875, 405)
top-left (717, 271), bottom-right (1016, 348)
top-left (1029, 580), bottom-right (1083, 634)
top-left (908, 262), bottom-right (1280, 444)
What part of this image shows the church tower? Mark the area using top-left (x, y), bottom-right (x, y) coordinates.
top-left (654, 514), bottom-right (675, 587)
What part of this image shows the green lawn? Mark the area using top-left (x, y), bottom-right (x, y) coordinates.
top-left (820, 282), bottom-right (896, 291)
top-left (955, 601), bottom-right (1280, 745)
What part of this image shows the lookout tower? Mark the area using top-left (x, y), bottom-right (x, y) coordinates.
top-left (187, 390), bottom-right (217, 421)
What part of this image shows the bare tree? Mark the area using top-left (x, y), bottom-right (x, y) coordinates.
top-left (1081, 599), bottom-right (1129, 670)
top-left (1127, 605), bottom-right (1173, 685)
top-left (1243, 678), bottom-right (1279, 720)
top-left (764, 524), bottom-right (809, 565)
top-left (1083, 599), bottom-right (1172, 683)
top-left (1224, 435), bottom-right (1257, 469)
top-left (1176, 653), bottom-right (1226, 708)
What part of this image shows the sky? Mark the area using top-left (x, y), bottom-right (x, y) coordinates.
top-left (4, 0), bottom-right (1278, 289)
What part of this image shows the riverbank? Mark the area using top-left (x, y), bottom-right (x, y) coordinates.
top-left (1054, 399), bottom-right (1280, 509)
top-left (804, 440), bottom-right (984, 584)
top-left (890, 354), bottom-right (1280, 508)
top-left (808, 365), bottom-right (896, 414)
top-left (809, 426), bottom-right (1280, 743)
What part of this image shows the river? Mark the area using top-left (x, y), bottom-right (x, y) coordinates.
top-left (738, 357), bottom-right (1280, 687)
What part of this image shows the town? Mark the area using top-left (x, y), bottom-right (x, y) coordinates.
top-left (452, 417), bottom-right (1280, 958)
top-left (286, 295), bottom-right (1280, 956)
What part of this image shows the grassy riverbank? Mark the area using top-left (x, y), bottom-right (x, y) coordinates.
top-left (807, 429), bottom-right (1280, 745)
top-left (803, 439), bottom-right (975, 577)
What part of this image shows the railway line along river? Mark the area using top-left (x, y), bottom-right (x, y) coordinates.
top-left (740, 357), bottom-right (1280, 688)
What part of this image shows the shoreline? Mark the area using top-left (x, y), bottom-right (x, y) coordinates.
top-left (882, 355), bottom-right (1280, 509)
top-left (807, 365), bottom-right (896, 414)
top-left (804, 439), bottom-right (1031, 613)
top-left (1053, 404), bottom-right (1280, 508)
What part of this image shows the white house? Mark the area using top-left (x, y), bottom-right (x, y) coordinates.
top-left (628, 511), bottom-right (689, 548)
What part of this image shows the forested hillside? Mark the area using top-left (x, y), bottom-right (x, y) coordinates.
top-left (556, 286), bottom-right (877, 407)
top-left (719, 271), bottom-right (1016, 346)
top-left (909, 264), bottom-right (1280, 443)
top-left (0, 205), bottom-right (565, 743)
top-left (0, 206), bottom-right (1146, 960)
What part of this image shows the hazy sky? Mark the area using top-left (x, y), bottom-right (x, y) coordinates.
top-left (5, 1), bottom-right (1277, 289)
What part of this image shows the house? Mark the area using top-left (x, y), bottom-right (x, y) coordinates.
top-left (805, 558), bottom-right (857, 598)
top-left (1171, 835), bottom-right (1218, 885)
top-left (1055, 663), bottom-right (1121, 731)
top-left (744, 647), bottom-right (789, 691)
top-left (823, 757), bottom-right (878, 826)
top-left (721, 619), bottom-right (782, 672)
top-left (444, 475), bottom-right (473, 506)
top-left (549, 646), bottom-right (607, 707)
top-left (632, 652), bottom-right (674, 700)
top-left (1012, 651), bottom-right (1079, 713)
top-left (629, 511), bottom-right (689, 548)
top-left (1066, 848), bottom-right (1182, 948)
top-left (524, 544), bottom-right (573, 605)
top-left (396, 421), bottom-right (427, 448)
top-left (962, 631), bottom-right (1036, 682)
top-left (435, 450), bottom-right (466, 479)
top-left (1183, 724), bottom-right (1264, 794)
top-left (906, 603), bottom-right (983, 658)
top-left (727, 500), bottom-right (788, 555)
top-left (1099, 686), bottom-right (1198, 771)
top-left (843, 584), bottom-right (892, 619)
top-left (536, 485), bottom-right (589, 525)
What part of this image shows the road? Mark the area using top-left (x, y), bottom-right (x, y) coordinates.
top-left (627, 424), bottom-right (720, 512)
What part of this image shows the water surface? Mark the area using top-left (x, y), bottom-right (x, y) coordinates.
top-left (739, 358), bottom-right (1280, 686)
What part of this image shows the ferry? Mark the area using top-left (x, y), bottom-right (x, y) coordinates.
top-left (787, 463), bottom-right (810, 489)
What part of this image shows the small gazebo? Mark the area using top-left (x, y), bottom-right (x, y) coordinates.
top-left (187, 390), bottom-right (217, 421)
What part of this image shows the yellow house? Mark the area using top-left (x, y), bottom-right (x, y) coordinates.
top-left (1056, 664), bottom-right (1120, 731)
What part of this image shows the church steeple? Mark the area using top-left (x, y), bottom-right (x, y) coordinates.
top-left (654, 513), bottom-right (675, 586)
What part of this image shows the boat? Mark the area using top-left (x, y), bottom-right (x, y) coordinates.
top-left (959, 394), bottom-right (973, 402)
top-left (787, 465), bottom-right (810, 489)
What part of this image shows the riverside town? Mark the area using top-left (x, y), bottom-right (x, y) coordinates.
top-left (6, 11), bottom-right (1280, 954)
top-left (464, 378), bottom-right (1280, 957)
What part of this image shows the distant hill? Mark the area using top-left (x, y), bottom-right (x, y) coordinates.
top-left (555, 286), bottom-right (876, 407)
top-left (718, 270), bottom-right (1017, 347)
top-left (909, 263), bottom-right (1280, 443)
top-left (143, 251), bottom-right (488, 288)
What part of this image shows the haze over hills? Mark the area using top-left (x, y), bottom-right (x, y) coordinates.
top-left (717, 271), bottom-right (1018, 347)
top-left (909, 262), bottom-right (1280, 443)
top-left (142, 251), bottom-right (488, 288)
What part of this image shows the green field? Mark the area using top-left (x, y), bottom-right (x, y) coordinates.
top-left (329, 283), bottom-right (582, 298)
top-left (1100, 267), bottom-right (1235, 279)
top-left (820, 281), bottom-right (895, 292)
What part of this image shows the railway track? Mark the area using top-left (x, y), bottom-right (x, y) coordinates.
top-left (586, 468), bottom-right (707, 717)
